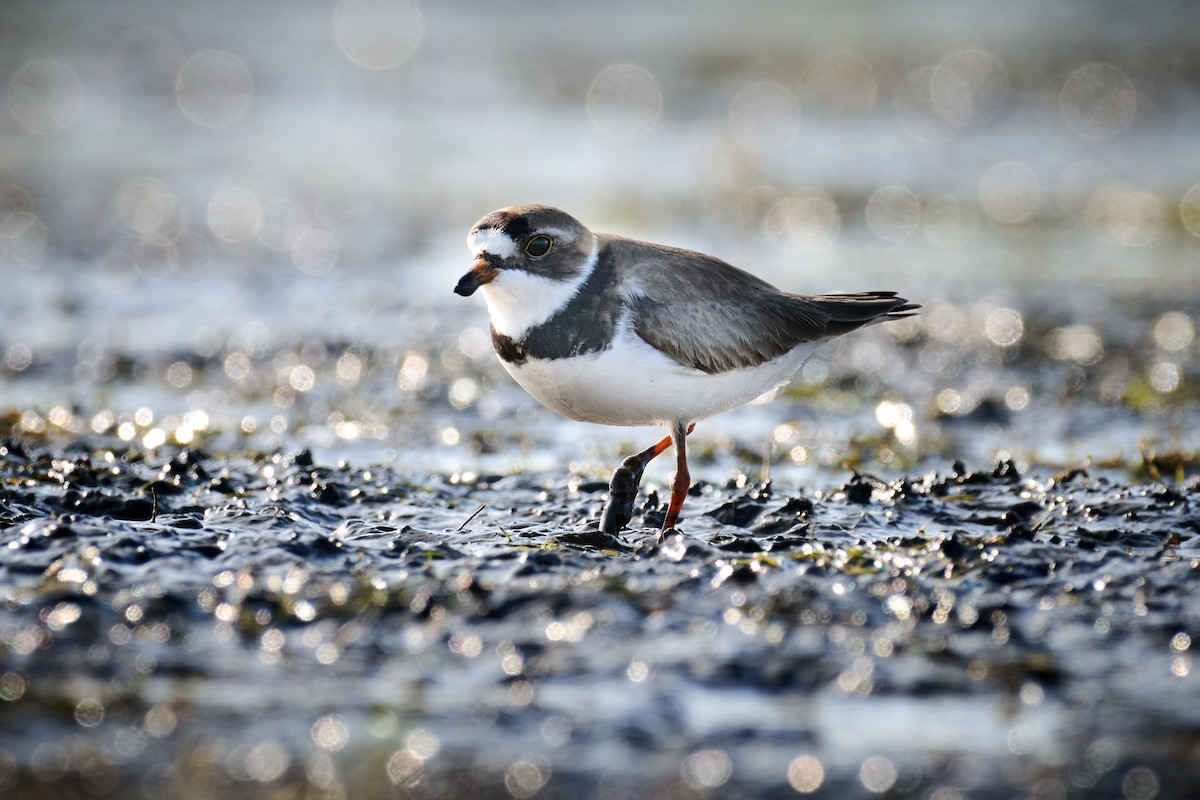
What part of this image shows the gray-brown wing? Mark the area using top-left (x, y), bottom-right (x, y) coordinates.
top-left (608, 236), bottom-right (917, 374)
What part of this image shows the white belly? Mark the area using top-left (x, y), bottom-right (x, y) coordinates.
top-left (500, 327), bottom-right (816, 427)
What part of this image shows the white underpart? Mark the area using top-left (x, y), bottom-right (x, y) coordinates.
top-left (501, 318), bottom-right (820, 427)
top-left (467, 227), bottom-right (517, 260)
top-left (479, 236), bottom-right (598, 340)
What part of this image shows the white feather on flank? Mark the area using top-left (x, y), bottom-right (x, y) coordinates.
top-left (468, 227), bottom-right (517, 260)
top-left (481, 237), bottom-right (598, 339)
top-left (500, 320), bottom-right (821, 427)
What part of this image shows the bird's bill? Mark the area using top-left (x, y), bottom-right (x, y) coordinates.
top-left (453, 258), bottom-right (499, 297)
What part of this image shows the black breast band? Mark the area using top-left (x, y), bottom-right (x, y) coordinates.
top-left (491, 254), bottom-right (622, 365)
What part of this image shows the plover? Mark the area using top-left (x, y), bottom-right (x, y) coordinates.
top-left (454, 205), bottom-right (918, 536)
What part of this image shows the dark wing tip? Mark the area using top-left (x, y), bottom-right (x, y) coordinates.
top-left (887, 300), bottom-right (922, 318)
top-left (800, 292), bottom-right (920, 337)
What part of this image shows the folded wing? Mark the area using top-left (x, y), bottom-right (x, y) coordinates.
top-left (613, 238), bottom-right (918, 374)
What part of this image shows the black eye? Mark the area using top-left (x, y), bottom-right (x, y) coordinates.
top-left (525, 235), bottom-right (552, 258)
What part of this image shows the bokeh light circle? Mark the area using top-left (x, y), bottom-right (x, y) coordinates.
top-left (1153, 311), bottom-right (1195, 352)
top-left (728, 81), bottom-right (799, 155)
top-left (504, 755), bottom-right (550, 798)
top-left (1047, 324), bottom-right (1104, 365)
top-left (866, 186), bottom-right (920, 241)
top-left (680, 748), bottom-right (732, 789)
top-left (1121, 766), bottom-right (1160, 800)
top-left (1179, 185), bottom-right (1200, 238)
top-left (586, 63), bottom-right (662, 140)
top-left (207, 188), bottom-right (263, 243)
top-left (979, 161), bottom-right (1040, 224)
top-left (175, 50), bottom-right (254, 129)
top-left (292, 228), bottom-right (340, 275)
top-left (333, 0), bottom-right (424, 70)
top-left (859, 755), bottom-right (898, 793)
top-left (112, 177), bottom-right (186, 244)
top-left (767, 193), bottom-right (841, 250)
top-left (985, 308), bottom-right (1025, 347)
top-left (787, 754), bottom-right (825, 793)
top-left (1060, 63), bottom-right (1137, 139)
top-left (800, 50), bottom-right (876, 119)
top-left (7, 58), bottom-right (84, 135)
top-left (931, 48), bottom-right (1008, 128)
top-left (1084, 185), bottom-right (1162, 247)
top-left (0, 212), bottom-right (51, 269)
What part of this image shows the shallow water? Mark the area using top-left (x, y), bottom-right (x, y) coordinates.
top-left (3, 0), bottom-right (1200, 797)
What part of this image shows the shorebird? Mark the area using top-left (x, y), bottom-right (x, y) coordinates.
top-left (455, 204), bottom-right (918, 536)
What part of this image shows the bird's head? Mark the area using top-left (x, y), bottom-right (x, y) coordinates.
top-left (455, 205), bottom-right (595, 297)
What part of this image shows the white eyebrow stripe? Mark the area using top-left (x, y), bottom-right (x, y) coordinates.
top-left (468, 227), bottom-right (517, 259)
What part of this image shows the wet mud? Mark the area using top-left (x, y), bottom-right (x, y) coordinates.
top-left (2, 272), bottom-right (1199, 799)
top-left (2, 437), bottom-right (1198, 798)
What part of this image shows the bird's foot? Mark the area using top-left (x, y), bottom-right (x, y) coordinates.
top-left (599, 423), bottom-right (694, 535)
top-left (599, 452), bottom-right (653, 535)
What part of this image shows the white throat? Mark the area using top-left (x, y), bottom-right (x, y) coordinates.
top-left (481, 237), bottom-right (598, 340)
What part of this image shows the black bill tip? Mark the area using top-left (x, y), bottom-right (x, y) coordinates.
top-left (453, 272), bottom-right (480, 296)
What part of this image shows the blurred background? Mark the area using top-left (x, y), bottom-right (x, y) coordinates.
top-left (1, 0), bottom-right (1198, 474)
top-left (3, 3), bottom-right (1200, 797)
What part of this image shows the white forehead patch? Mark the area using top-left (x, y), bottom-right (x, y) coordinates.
top-left (468, 227), bottom-right (517, 259)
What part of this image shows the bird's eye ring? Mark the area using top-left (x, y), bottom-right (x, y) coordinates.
top-left (525, 235), bottom-right (552, 258)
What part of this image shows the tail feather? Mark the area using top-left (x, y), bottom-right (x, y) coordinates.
top-left (804, 291), bottom-right (920, 336)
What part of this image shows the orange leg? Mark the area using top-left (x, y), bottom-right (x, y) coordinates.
top-left (599, 422), bottom-right (695, 535)
top-left (639, 430), bottom-right (677, 462)
top-left (661, 421), bottom-right (691, 533)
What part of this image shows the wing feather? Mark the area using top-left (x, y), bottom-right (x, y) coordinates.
top-left (606, 236), bottom-right (917, 374)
